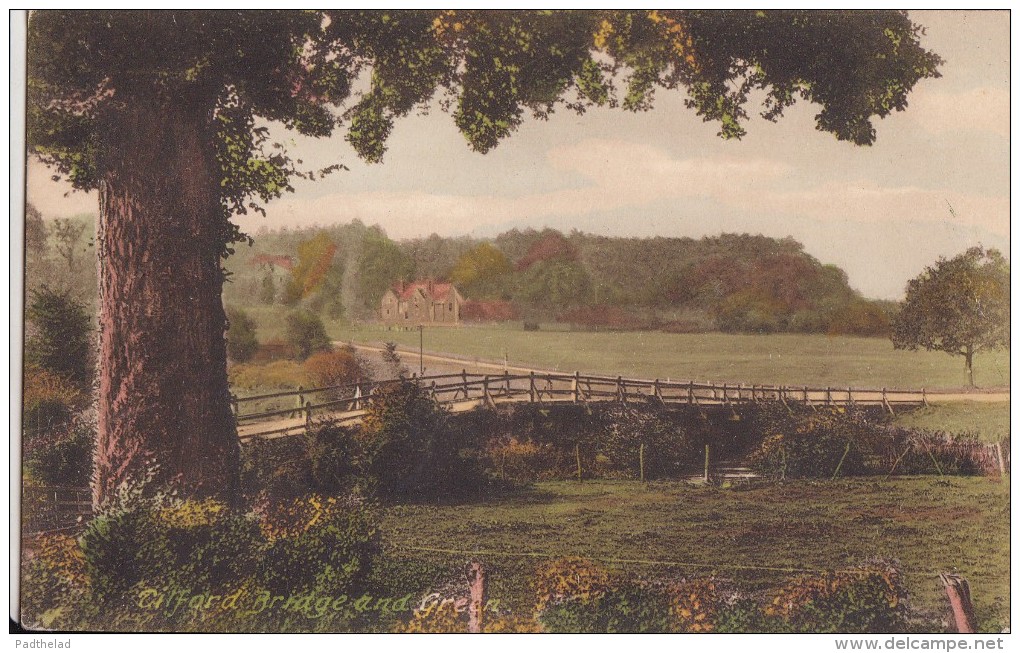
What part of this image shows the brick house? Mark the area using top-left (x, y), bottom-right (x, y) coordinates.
top-left (380, 280), bottom-right (463, 326)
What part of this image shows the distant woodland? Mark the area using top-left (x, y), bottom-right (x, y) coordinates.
top-left (222, 221), bottom-right (894, 335)
top-left (23, 207), bottom-right (895, 336)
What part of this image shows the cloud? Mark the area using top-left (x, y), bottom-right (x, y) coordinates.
top-left (246, 138), bottom-right (1008, 240)
top-left (907, 86), bottom-right (1010, 138)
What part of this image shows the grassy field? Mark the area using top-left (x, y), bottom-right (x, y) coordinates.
top-left (380, 477), bottom-right (1010, 632)
top-left (320, 322), bottom-right (1009, 390)
top-left (892, 402), bottom-right (1012, 443)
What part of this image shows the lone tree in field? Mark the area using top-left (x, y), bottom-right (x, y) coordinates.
top-left (27, 10), bottom-right (942, 505)
top-left (893, 247), bottom-right (1009, 387)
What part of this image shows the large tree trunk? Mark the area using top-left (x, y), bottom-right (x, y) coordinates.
top-left (964, 345), bottom-right (975, 388)
top-left (93, 94), bottom-right (239, 506)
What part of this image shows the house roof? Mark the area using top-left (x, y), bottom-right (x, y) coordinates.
top-left (391, 281), bottom-right (457, 302)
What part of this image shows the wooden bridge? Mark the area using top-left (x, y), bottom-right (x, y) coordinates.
top-left (235, 371), bottom-right (930, 441)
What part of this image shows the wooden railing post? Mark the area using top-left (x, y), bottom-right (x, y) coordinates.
top-left (847, 386), bottom-right (854, 407)
top-left (572, 371), bottom-right (580, 403)
top-left (882, 387), bottom-right (894, 415)
top-left (922, 388), bottom-right (928, 406)
top-left (688, 381), bottom-right (694, 405)
top-left (467, 561), bottom-right (487, 634)
top-left (295, 385), bottom-right (305, 418)
top-left (616, 376), bottom-right (624, 403)
top-left (462, 369), bottom-right (469, 399)
top-left (353, 384), bottom-right (362, 411)
top-left (483, 376), bottom-right (493, 408)
top-left (304, 400), bottom-right (313, 429)
top-left (653, 379), bottom-right (661, 403)
top-left (229, 394), bottom-right (238, 418)
top-left (826, 387), bottom-right (832, 406)
top-left (529, 371), bottom-right (537, 403)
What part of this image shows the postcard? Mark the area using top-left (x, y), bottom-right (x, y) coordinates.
top-left (15, 9), bottom-right (1010, 643)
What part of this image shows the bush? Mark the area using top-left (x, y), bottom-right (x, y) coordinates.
top-left (747, 408), bottom-right (869, 479)
top-left (766, 563), bottom-right (908, 633)
top-left (229, 359), bottom-right (308, 390)
top-left (25, 286), bottom-right (94, 393)
top-left (22, 363), bottom-right (84, 438)
top-left (24, 417), bottom-right (94, 487)
top-left (304, 419), bottom-right (359, 495)
top-left (484, 437), bottom-right (562, 483)
top-left (357, 380), bottom-right (485, 501)
top-left (303, 347), bottom-right (367, 396)
top-left (226, 307), bottom-right (259, 363)
top-left (80, 495), bottom-right (265, 604)
top-left (257, 495), bottom-right (379, 596)
top-left (285, 310), bottom-right (332, 360)
top-left (20, 534), bottom-right (90, 629)
top-left (597, 406), bottom-right (701, 479)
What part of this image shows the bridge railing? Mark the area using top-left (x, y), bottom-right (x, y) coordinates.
top-left (234, 370), bottom-right (929, 441)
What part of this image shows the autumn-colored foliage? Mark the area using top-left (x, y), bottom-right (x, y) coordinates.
top-left (303, 346), bottom-right (367, 395)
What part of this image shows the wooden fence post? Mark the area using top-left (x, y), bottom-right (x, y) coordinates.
top-left (462, 369), bottom-right (469, 399)
top-left (653, 379), bottom-right (662, 404)
top-left (467, 561), bottom-right (487, 634)
top-left (482, 376), bottom-right (495, 409)
top-left (572, 371), bottom-right (580, 403)
top-left (530, 371), bottom-right (537, 403)
top-left (922, 388), bottom-right (928, 406)
top-left (304, 400), bottom-right (313, 429)
top-left (639, 443), bottom-right (645, 483)
top-left (229, 394), bottom-right (238, 418)
top-left (575, 443), bottom-right (582, 482)
top-left (688, 381), bottom-right (694, 406)
top-left (995, 442), bottom-right (1007, 476)
top-left (940, 573), bottom-right (977, 633)
top-left (295, 385), bottom-right (305, 418)
top-left (847, 387), bottom-right (854, 407)
top-left (826, 387), bottom-right (832, 406)
top-left (617, 376), bottom-right (625, 403)
top-left (882, 388), bottom-right (893, 416)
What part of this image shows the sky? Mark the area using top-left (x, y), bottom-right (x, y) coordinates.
top-left (25, 10), bottom-right (1010, 300)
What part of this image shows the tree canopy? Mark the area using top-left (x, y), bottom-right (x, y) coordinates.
top-left (30, 10), bottom-right (942, 207)
top-left (892, 247), bottom-right (1009, 387)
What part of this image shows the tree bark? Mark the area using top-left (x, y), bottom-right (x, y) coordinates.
top-left (965, 345), bottom-right (975, 388)
top-left (93, 93), bottom-right (239, 506)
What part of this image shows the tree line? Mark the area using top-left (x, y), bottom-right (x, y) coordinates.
top-left (225, 224), bottom-right (895, 336)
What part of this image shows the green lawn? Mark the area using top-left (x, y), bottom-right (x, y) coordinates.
top-left (327, 323), bottom-right (1009, 390)
top-left (380, 477), bottom-right (1010, 632)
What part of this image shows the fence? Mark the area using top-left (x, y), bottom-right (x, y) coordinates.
top-left (235, 370), bottom-right (930, 441)
top-left (22, 485), bottom-right (93, 536)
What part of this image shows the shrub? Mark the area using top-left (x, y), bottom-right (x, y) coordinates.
top-left (766, 563), bottom-right (908, 633)
top-left (25, 286), bottom-right (94, 393)
top-left (597, 406), bottom-right (701, 479)
top-left (24, 417), bottom-right (94, 487)
top-left (533, 557), bottom-right (612, 613)
top-left (20, 534), bottom-right (90, 629)
top-left (747, 408), bottom-right (869, 479)
top-left (485, 437), bottom-right (562, 483)
top-left (285, 310), bottom-right (332, 360)
top-left (22, 363), bottom-right (84, 438)
top-left (256, 495), bottom-right (379, 596)
top-left (240, 437), bottom-right (312, 503)
top-left (358, 380), bottom-right (485, 501)
top-left (226, 307), bottom-right (259, 363)
top-left (304, 419), bottom-right (359, 495)
top-left (228, 359), bottom-right (308, 390)
top-left (80, 495), bottom-right (266, 604)
top-left (303, 346), bottom-right (367, 397)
